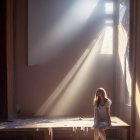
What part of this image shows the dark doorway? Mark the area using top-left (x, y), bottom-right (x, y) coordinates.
top-left (0, 0), bottom-right (8, 121)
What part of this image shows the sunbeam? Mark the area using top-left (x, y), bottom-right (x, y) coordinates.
top-left (48, 33), bottom-right (103, 117)
top-left (28, 0), bottom-right (99, 65)
top-left (36, 31), bottom-right (104, 116)
top-left (36, 43), bottom-right (93, 116)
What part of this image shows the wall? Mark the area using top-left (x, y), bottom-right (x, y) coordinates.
top-left (114, 0), bottom-right (131, 124)
top-left (115, 0), bottom-right (140, 139)
top-left (6, 0), bottom-right (16, 119)
top-left (12, 0), bottom-right (114, 118)
top-left (134, 0), bottom-right (140, 139)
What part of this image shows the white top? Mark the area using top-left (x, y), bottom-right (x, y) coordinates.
top-left (94, 99), bottom-right (112, 123)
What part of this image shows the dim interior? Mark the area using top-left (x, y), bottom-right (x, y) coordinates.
top-left (1, 0), bottom-right (140, 139)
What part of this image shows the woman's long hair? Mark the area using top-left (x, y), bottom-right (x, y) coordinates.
top-left (93, 87), bottom-right (108, 107)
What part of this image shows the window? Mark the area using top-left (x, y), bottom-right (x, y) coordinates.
top-left (105, 2), bottom-right (113, 14)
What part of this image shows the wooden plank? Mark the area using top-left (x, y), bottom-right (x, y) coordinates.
top-left (0, 116), bottom-right (130, 129)
top-left (0, 116), bottom-right (130, 140)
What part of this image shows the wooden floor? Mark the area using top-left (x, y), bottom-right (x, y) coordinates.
top-left (0, 116), bottom-right (130, 140)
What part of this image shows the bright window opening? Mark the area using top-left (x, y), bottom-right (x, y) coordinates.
top-left (105, 3), bottom-right (113, 14)
top-left (105, 19), bottom-right (113, 25)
